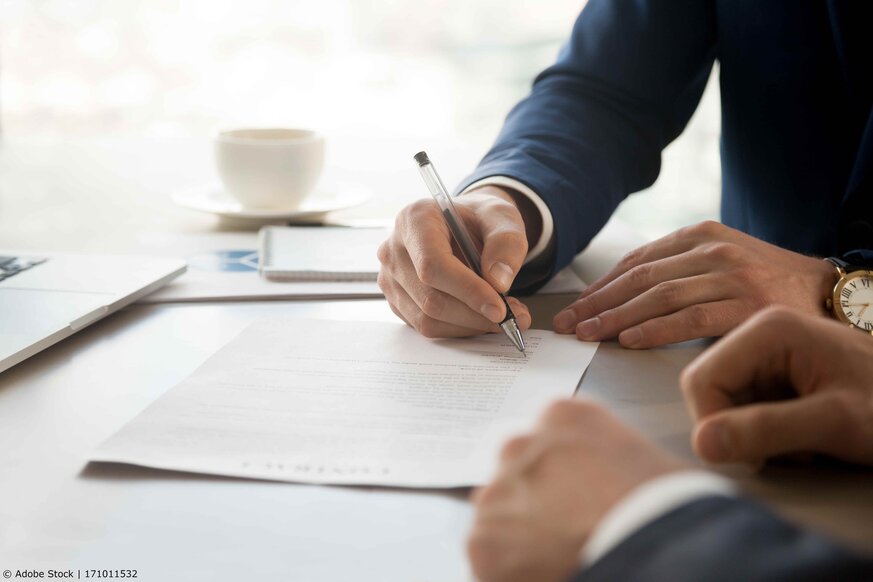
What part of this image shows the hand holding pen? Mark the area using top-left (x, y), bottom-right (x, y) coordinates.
top-left (376, 155), bottom-right (532, 341)
top-left (414, 152), bottom-right (526, 352)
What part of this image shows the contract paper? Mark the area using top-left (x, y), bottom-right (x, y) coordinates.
top-left (92, 319), bottom-right (598, 488)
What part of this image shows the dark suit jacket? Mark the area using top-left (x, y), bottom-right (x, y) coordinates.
top-left (458, 0), bottom-right (873, 289)
top-left (572, 496), bottom-right (873, 582)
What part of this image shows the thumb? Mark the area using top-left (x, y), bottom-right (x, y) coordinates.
top-left (476, 203), bottom-right (528, 293)
top-left (692, 394), bottom-right (852, 465)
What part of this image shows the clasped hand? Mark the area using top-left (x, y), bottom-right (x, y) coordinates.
top-left (468, 309), bottom-right (873, 582)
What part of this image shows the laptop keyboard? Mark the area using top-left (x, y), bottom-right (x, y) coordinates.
top-left (0, 256), bottom-right (47, 282)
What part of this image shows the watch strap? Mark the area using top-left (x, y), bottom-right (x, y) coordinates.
top-left (825, 256), bottom-right (849, 270)
top-left (841, 249), bottom-right (873, 270)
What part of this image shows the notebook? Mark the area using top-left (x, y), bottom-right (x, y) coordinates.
top-left (258, 226), bottom-right (387, 282)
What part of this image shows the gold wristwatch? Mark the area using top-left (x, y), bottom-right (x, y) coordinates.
top-left (825, 257), bottom-right (873, 334)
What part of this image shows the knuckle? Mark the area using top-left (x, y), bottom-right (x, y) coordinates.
top-left (415, 257), bottom-right (442, 286)
top-left (376, 271), bottom-right (391, 294)
top-left (618, 248), bottom-right (644, 270)
top-left (376, 240), bottom-right (392, 265)
top-left (408, 198), bottom-right (436, 217)
top-left (702, 241), bottom-right (741, 262)
top-left (679, 363), bottom-right (703, 397)
top-left (626, 263), bottom-right (653, 289)
top-left (744, 289), bottom-right (771, 312)
top-left (652, 280), bottom-right (682, 307)
top-left (571, 295), bottom-right (599, 318)
top-left (397, 200), bottom-right (437, 231)
top-left (386, 301), bottom-right (410, 326)
top-left (594, 308), bottom-right (614, 327)
top-left (416, 315), bottom-right (442, 339)
top-left (690, 220), bottom-right (722, 238)
top-left (685, 304), bottom-right (713, 329)
top-left (388, 304), bottom-right (402, 320)
top-left (419, 289), bottom-right (446, 319)
top-left (731, 266), bottom-right (758, 289)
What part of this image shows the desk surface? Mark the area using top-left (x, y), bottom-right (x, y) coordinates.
top-left (0, 138), bottom-right (871, 581)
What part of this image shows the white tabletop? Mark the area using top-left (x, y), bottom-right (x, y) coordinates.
top-left (1, 138), bottom-right (871, 580)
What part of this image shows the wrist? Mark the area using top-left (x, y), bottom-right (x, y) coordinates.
top-left (815, 257), bottom-right (841, 318)
top-left (581, 471), bottom-right (736, 567)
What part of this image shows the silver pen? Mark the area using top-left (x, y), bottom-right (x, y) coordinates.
top-left (414, 151), bottom-right (526, 353)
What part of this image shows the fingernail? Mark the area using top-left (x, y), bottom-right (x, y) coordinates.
top-left (619, 327), bottom-right (642, 347)
top-left (490, 262), bottom-right (514, 291)
top-left (481, 303), bottom-right (504, 323)
top-left (576, 317), bottom-right (601, 338)
top-left (554, 310), bottom-right (577, 332)
top-left (700, 422), bottom-right (733, 462)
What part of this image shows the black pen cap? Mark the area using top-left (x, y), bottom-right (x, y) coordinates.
top-left (414, 151), bottom-right (430, 167)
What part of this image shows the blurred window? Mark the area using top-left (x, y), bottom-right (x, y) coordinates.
top-left (0, 0), bottom-right (720, 236)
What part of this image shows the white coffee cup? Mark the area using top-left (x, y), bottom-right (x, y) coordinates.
top-left (214, 128), bottom-right (325, 209)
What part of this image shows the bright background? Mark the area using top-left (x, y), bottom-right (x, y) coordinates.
top-left (0, 0), bottom-right (721, 239)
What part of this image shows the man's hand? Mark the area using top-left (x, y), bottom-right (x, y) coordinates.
top-left (681, 307), bottom-right (873, 466)
top-left (468, 400), bottom-right (684, 582)
top-left (553, 221), bottom-right (835, 348)
top-left (377, 186), bottom-right (533, 338)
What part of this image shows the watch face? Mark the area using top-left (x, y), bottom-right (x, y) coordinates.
top-left (834, 270), bottom-right (873, 332)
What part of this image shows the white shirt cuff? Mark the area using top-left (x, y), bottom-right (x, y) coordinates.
top-left (581, 470), bottom-right (737, 567)
top-left (460, 176), bottom-right (555, 266)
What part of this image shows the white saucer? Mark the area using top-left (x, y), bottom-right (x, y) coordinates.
top-left (173, 183), bottom-right (371, 221)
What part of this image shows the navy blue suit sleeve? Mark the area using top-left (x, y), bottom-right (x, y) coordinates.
top-left (571, 496), bottom-right (873, 582)
top-left (459, 0), bottom-right (716, 290)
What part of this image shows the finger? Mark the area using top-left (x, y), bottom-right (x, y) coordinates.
top-left (554, 251), bottom-right (714, 332)
top-left (379, 270), bottom-right (500, 338)
top-left (574, 221), bottom-right (730, 300)
top-left (398, 201), bottom-right (508, 324)
top-left (389, 237), bottom-right (504, 331)
top-left (467, 519), bottom-right (533, 582)
top-left (679, 307), bottom-right (815, 420)
top-left (466, 199), bottom-right (528, 292)
top-left (537, 399), bottom-right (606, 431)
top-left (573, 273), bottom-right (734, 340)
top-left (505, 297), bottom-right (533, 331)
top-left (378, 263), bottom-right (411, 325)
top-left (693, 392), bottom-right (872, 465)
top-left (616, 298), bottom-right (750, 349)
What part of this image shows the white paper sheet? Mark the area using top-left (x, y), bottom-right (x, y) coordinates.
top-left (92, 319), bottom-right (598, 488)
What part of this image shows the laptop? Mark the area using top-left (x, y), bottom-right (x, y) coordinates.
top-left (0, 251), bottom-right (186, 374)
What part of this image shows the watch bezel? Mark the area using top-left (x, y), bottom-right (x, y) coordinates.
top-left (831, 269), bottom-right (873, 334)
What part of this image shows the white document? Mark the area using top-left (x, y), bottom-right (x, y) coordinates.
top-left (135, 232), bottom-right (383, 303)
top-left (92, 319), bottom-right (598, 488)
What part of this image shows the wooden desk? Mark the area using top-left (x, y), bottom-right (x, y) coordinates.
top-left (0, 138), bottom-right (870, 581)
